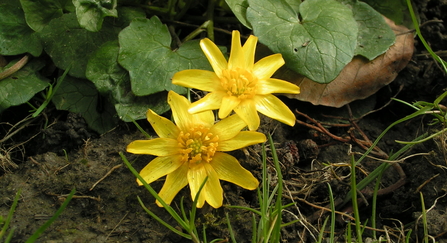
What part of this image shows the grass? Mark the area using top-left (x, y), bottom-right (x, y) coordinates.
top-left (0, 188), bottom-right (75, 243)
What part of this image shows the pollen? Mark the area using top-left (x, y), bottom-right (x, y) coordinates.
top-left (177, 125), bottom-right (219, 164)
top-left (220, 68), bottom-right (258, 99)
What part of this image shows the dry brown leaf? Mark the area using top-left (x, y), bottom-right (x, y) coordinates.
top-left (279, 17), bottom-right (414, 108)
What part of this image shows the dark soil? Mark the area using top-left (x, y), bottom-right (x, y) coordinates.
top-left (2, 1), bottom-right (447, 242)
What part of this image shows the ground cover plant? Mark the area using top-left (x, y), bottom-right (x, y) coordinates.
top-left (1, 0), bottom-right (447, 242)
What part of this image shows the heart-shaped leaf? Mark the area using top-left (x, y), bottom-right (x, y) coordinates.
top-left (246, 0), bottom-right (358, 83)
top-left (118, 16), bottom-right (217, 96)
top-left (38, 13), bottom-right (119, 78)
top-left (86, 40), bottom-right (170, 121)
top-left (282, 17), bottom-right (414, 107)
top-left (0, 1), bottom-right (43, 56)
top-left (19, 0), bottom-right (70, 32)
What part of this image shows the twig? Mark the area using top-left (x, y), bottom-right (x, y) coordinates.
top-left (90, 164), bottom-right (123, 191)
top-left (105, 211), bottom-right (129, 241)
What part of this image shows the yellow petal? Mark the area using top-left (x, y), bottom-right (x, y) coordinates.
top-left (257, 78), bottom-right (300, 95)
top-left (234, 99), bottom-right (260, 131)
top-left (156, 162), bottom-right (189, 207)
top-left (211, 152), bottom-right (259, 190)
top-left (228, 30), bottom-right (244, 70)
top-left (209, 114), bottom-right (246, 141)
top-left (242, 35), bottom-right (258, 70)
top-left (168, 91), bottom-right (214, 131)
top-left (200, 38), bottom-right (227, 77)
top-left (218, 95), bottom-right (240, 119)
top-left (188, 92), bottom-right (223, 114)
top-left (202, 163), bottom-right (223, 208)
top-left (172, 69), bottom-right (221, 92)
top-left (187, 164), bottom-right (208, 208)
top-left (127, 138), bottom-right (179, 156)
top-left (146, 109), bottom-right (179, 139)
top-left (217, 131), bottom-right (266, 151)
top-left (137, 154), bottom-right (184, 185)
top-left (255, 94), bottom-right (296, 126)
top-left (253, 54), bottom-right (285, 80)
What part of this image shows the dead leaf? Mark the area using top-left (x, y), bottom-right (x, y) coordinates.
top-left (279, 17), bottom-right (414, 108)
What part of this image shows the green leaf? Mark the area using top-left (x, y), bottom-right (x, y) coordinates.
top-left (19, 0), bottom-right (71, 32)
top-left (361, 0), bottom-right (408, 26)
top-left (118, 16), bottom-right (217, 96)
top-left (73, 0), bottom-right (118, 32)
top-left (0, 2), bottom-right (43, 56)
top-left (52, 75), bottom-right (118, 134)
top-left (0, 59), bottom-right (49, 113)
top-left (225, 0), bottom-right (251, 29)
top-left (86, 41), bottom-right (170, 121)
top-left (340, 0), bottom-right (395, 60)
top-left (115, 6), bottom-right (146, 28)
top-left (38, 13), bottom-right (119, 79)
top-left (246, 0), bottom-right (358, 84)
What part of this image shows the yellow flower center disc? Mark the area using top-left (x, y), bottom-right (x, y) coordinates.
top-left (221, 68), bottom-right (257, 99)
top-left (177, 125), bottom-right (219, 164)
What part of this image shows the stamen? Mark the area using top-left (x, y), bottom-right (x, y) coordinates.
top-left (177, 125), bottom-right (219, 164)
top-left (220, 67), bottom-right (258, 99)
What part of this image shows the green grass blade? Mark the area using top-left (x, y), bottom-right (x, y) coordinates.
top-left (226, 212), bottom-right (237, 243)
top-left (25, 188), bottom-right (76, 243)
top-left (0, 189), bottom-right (21, 242)
top-left (327, 183), bottom-right (336, 243)
top-left (119, 152), bottom-right (188, 229)
top-left (350, 154), bottom-right (363, 243)
top-left (268, 133), bottom-right (283, 243)
top-left (317, 216), bottom-right (329, 243)
top-left (32, 67), bottom-right (69, 118)
top-left (137, 196), bottom-right (191, 239)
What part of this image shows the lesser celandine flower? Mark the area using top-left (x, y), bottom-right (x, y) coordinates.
top-left (172, 30), bottom-right (300, 131)
top-left (127, 91), bottom-right (266, 208)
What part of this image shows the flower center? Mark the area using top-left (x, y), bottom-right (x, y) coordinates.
top-left (177, 125), bottom-right (219, 164)
top-left (220, 68), bottom-right (258, 99)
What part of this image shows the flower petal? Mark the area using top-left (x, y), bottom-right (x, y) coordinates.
top-left (156, 162), bottom-right (189, 206)
top-left (234, 99), bottom-right (260, 131)
top-left (242, 35), bottom-right (258, 70)
top-left (209, 114), bottom-right (246, 141)
top-left (255, 94), bottom-right (296, 126)
top-left (172, 69), bottom-right (221, 92)
top-left (188, 92), bottom-right (223, 114)
top-left (202, 163), bottom-right (223, 208)
top-left (146, 109), bottom-right (179, 139)
top-left (253, 54), bottom-right (285, 80)
top-left (218, 95), bottom-right (240, 119)
top-left (228, 30), bottom-right (244, 70)
top-left (168, 91), bottom-right (214, 131)
top-left (127, 138), bottom-right (179, 156)
top-left (257, 78), bottom-right (300, 95)
top-left (137, 154), bottom-right (184, 185)
top-left (187, 164), bottom-right (208, 208)
top-left (211, 152), bottom-right (259, 190)
top-left (200, 38), bottom-right (227, 77)
top-left (217, 131), bottom-right (266, 151)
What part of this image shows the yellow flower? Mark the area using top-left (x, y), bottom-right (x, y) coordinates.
top-left (127, 91), bottom-right (266, 208)
top-left (172, 30), bottom-right (300, 131)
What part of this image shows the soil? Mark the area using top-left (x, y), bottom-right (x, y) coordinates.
top-left (2, 1), bottom-right (447, 242)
